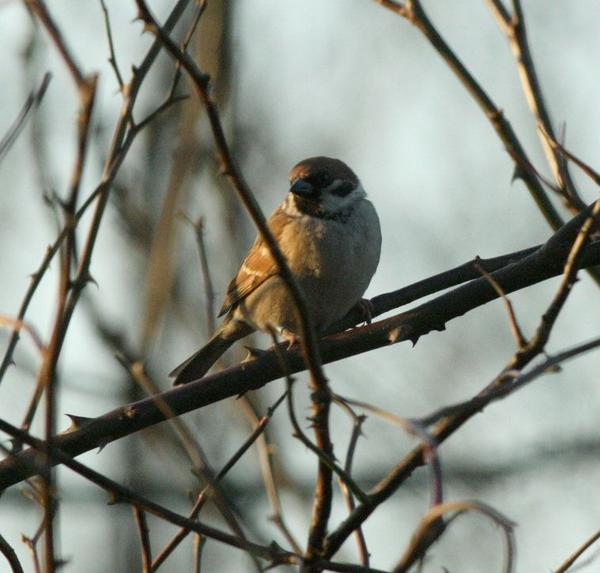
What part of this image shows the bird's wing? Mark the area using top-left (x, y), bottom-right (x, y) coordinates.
top-left (218, 207), bottom-right (289, 316)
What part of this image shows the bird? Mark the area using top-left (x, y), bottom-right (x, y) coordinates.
top-left (171, 156), bottom-right (382, 385)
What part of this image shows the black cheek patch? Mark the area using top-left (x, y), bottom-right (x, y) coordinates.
top-left (330, 182), bottom-right (354, 197)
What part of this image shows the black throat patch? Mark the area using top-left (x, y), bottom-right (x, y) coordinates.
top-left (294, 196), bottom-right (355, 223)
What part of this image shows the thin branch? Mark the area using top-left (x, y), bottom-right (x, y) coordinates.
top-left (332, 398), bottom-right (370, 566)
top-left (510, 199), bottom-right (600, 370)
top-left (392, 501), bottom-right (515, 573)
top-left (474, 258), bottom-right (527, 348)
top-left (0, 73), bottom-right (51, 164)
top-left (133, 508), bottom-right (152, 573)
top-left (99, 0), bottom-right (124, 90)
top-left (334, 394), bottom-right (443, 508)
top-left (0, 533), bottom-right (24, 573)
top-left (554, 528), bottom-right (600, 573)
top-left (283, 352), bottom-right (368, 506)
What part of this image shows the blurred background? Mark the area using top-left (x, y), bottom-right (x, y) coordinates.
top-left (1, 0), bottom-right (599, 571)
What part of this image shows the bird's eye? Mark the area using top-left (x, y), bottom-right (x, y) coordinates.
top-left (330, 181), bottom-right (354, 197)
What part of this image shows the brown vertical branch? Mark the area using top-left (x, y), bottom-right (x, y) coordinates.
top-left (141, 0), bottom-right (225, 348)
top-left (24, 2), bottom-right (98, 570)
top-left (333, 399), bottom-right (370, 567)
top-left (133, 508), bottom-right (152, 573)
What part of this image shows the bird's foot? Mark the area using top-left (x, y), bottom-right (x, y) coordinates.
top-left (354, 298), bottom-right (375, 325)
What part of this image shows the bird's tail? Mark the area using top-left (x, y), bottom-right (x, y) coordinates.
top-left (170, 320), bottom-right (253, 385)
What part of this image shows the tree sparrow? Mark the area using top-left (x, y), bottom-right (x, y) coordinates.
top-left (171, 156), bottom-right (381, 385)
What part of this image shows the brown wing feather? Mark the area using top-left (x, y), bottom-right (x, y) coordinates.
top-left (218, 207), bottom-right (289, 316)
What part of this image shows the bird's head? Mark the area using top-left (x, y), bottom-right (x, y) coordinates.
top-left (287, 156), bottom-right (365, 217)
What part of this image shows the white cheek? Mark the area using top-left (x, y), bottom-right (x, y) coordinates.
top-left (321, 182), bottom-right (367, 213)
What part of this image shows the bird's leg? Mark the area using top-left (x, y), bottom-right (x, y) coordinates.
top-left (354, 298), bottom-right (375, 325)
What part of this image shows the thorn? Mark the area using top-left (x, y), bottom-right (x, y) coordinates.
top-left (63, 414), bottom-right (92, 433)
top-left (81, 272), bottom-right (98, 288)
top-left (410, 335), bottom-right (420, 347)
top-left (243, 346), bottom-right (267, 360)
top-left (8, 437), bottom-right (22, 454)
top-left (106, 492), bottom-right (122, 505)
top-left (512, 164), bottom-right (526, 183)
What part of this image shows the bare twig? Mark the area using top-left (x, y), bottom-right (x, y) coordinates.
top-left (334, 394), bottom-right (443, 508)
top-left (0, 533), bottom-right (24, 573)
top-left (474, 258), bottom-right (527, 348)
top-left (510, 199), bottom-right (600, 370)
top-left (554, 528), bottom-right (600, 573)
top-left (283, 355), bottom-right (368, 506)
top-left (392, 500), bottom-right (515, 573)
top-left (99, 0), bottom-right (124, 90)
top-left (332, 398), bottom-right (370, 566)
top-left (543, 129), bottom-right (600, 188)
top-left (0, 316), bottom-right (46, 355)
top-left (21, 535), bottom-right (41, 573)
top-left (0, 73), bottom-right (51, 164)
top-left (133, 507), bottom-right (152, 573)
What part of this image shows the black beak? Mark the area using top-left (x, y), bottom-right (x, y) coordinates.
top-left (290, 179), bottom-right (318, 200)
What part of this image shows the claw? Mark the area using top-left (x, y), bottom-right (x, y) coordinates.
top-left (281, 330), bottom-right (299, 350)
